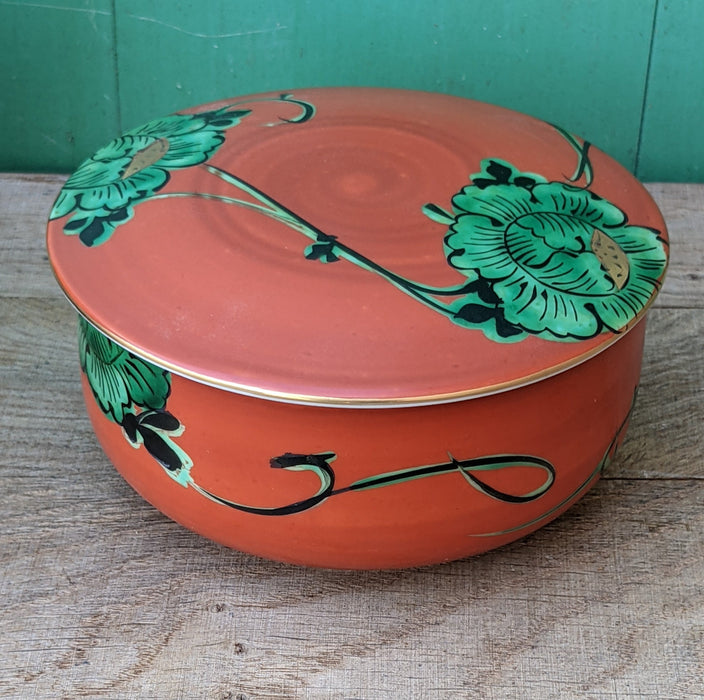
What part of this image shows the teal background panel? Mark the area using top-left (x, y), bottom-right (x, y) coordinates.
top-left (0, 0), bottom-right (120, 172)
top-left (114, 0), bottom-right (655, 173)
top-left (636, 0), bottom-right (704, 182)
top-left (11, 0), bottom-right (703, 178)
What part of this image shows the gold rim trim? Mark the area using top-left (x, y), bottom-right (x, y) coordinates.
top-left (50, 253), bottom-right (666, 408)
top-left (59, 303), bottom-right (658, 409)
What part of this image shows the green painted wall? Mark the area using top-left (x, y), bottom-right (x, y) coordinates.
top-left (637, 0), bottom-right (704, 181)
top-left (0, 0), bottom-right (700, 181)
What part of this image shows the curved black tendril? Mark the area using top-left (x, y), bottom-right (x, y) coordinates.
top-left (277, 93), bottom-right (316, 124)
top-left (193, 452), bottom-right (336, 516)
top-left (187, 449), bottom-right (556, 517)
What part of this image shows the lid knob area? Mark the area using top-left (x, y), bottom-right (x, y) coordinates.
top-left (47, 88), bottom-right (668, 406)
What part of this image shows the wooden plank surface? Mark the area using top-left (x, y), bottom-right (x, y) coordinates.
top-left (646, 183), bottom-right (704, 308)
top-left (1, 175), bottom-right (702, 698)
top-left (1, 481), bottom-right (701, 699)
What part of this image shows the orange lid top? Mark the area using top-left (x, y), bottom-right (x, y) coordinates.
top-left (47, 88), bottom-right (668, 407)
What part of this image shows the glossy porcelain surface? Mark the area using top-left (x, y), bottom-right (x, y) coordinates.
top-left (47, 88), bottom-right (667, 405)
top-left (78, 318), bottom-right (645, 569)
top-left (47, 88), bottom-right (668, 568)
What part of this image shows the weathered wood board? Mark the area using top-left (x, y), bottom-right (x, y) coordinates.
top-left (1, 175), bottom-right (701, 698)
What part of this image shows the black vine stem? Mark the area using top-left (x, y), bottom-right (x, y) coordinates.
top-left (203, 164), bottom-right (475, 315)
top-left (186, 452), bottom-right (557, 517)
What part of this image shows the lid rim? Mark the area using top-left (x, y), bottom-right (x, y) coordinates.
top-left (47, 87), bottom-right (669, 406)
top-left (58, 278), bottom-right (655, 409)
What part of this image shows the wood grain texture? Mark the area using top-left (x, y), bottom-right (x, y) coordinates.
top-left (0, 173), bottom-right (67, 298)
top-left (1, 480), bottom-right (702, 698)
top-left (646, 183), bottom-right (704, 308)
top-left (1, 175), bottom-right (702, 698)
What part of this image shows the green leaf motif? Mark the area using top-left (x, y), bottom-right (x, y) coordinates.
top-left (440, 159), bottom-right (668, 341)
top-left (446, 278), bottom-right (527, 342)
top-left (122, 410), bottom-right (193, 486)
top-left (78, 317), bottom-right (170, 424)
top-left (50, 107), bottom-right (251, 246)
top-left (304, 240), bottom-right (340, 263)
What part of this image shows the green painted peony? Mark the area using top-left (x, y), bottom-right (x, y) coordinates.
top-left (442, 160), bottom-right (668, 340)
top-left (78, 317), bottom-right (170, 424)
top-left (51, 106), bottom-right (250, 246)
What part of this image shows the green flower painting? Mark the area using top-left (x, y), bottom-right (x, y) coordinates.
top-left (55, 100), bottom-right (667, 344)
top-left (78, 317), bottom-right (170, 423)
top-left (78, 317), bottom-right (192, 484)
top-left (440, 159), bottom-right (668, 340)
top-left (50, 107), bottom-right (251, 246)
top-left (58, 104), bottom-right (660, 520)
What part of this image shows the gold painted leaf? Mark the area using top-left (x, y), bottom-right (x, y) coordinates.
top-left (121, 138), bottom-right (169, 179)
top-left (591, 229), bottom-right (629, 290)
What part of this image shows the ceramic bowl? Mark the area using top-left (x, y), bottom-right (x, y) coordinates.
top-left (47, 88), bottom-right (669, 568)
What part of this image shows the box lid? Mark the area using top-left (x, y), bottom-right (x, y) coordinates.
top-left (46, 88), bottom-right (669, 407)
